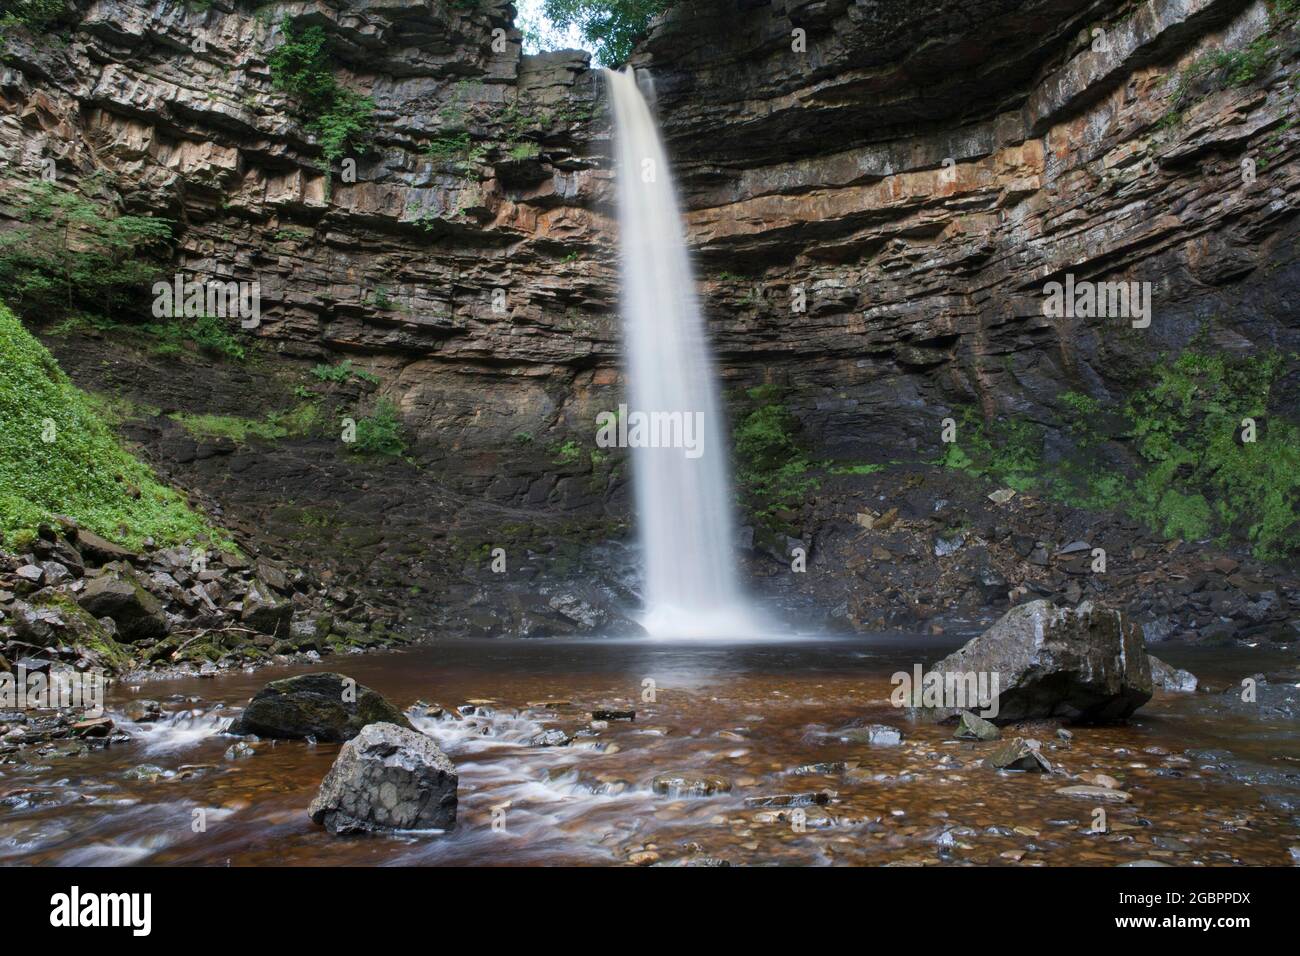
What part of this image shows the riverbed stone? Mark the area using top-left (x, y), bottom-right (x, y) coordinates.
top-left (229, 672), bottom-right (411, 742)
top-left (652, 772), bottom-right (732, 797)
top-left (986, 737), bottom-right (1052, 772)
top-left (930, 600), bottom-right (1152, 723)
top-left (1148, 655), bottom-right (1198, 693)
top-left (77, 566), bottom-right (166, 641)
top-left (309, 722), bottom-right (458, 834)
top-left (240, 577), bottom-right (292, 636)
top-left (955, 710), bottom-right (1000, 741)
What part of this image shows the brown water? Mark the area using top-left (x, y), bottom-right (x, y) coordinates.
top-left (2, 636), bottom-right (1297, 866)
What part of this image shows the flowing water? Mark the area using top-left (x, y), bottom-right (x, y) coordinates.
top-left (2, 639), bottom-right (1297, 866)
top-left (605, 67), bottom-right (753, 638)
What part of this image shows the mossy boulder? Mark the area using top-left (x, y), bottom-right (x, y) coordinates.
top-left (77, 565), bottom-right (167, 642)
top-left (25, 590), bottom-right (132, 672)
top-left (229, 672), bottom-right (411, 742)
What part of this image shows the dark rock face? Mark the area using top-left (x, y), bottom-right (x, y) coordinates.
top-left (230, 672), bottom-right (412, 742)
top-left (931, 599), bottom-right (1153, 722)
top-left (308, 722), bottom-right (458, 834)
top-left (77, 567), bottom-right (167, 642)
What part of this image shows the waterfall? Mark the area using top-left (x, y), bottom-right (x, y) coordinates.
top-left (604, 67), bottom-right (754, 638)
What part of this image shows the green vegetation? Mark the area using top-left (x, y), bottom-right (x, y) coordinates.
top-left (312, 358), bottom-right (379, 385)
top-left (140, 313), bottom-right (247, 361)
top-left (0, 181), bottom-right (173, 320)
top-left (0, 0), bottom-right (64, 33)
top-left (940, 344), bottom-right (1300, 559)
top-left (1159, 1), bottom-right (1299, 126)
top-left (0, 301), bottom-right (225, 550)
top-left (553, 439), bottom-right (583, 465)
top-left (542, 0), bottom-right (673, 65)
top-left (170, 402), bottom-right (319, 444)
top-left (350, 398), bottom-right (405, 456)
top-left (733, 384), bottom-right (818, 517)
top-left (268, 17), bottom-right (375, 183)
top-left (424, 132), bottom-right (487, 175)
top-left (49, 311), bottom-right (249, 362)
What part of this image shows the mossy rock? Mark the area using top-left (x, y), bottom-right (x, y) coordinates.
top-left (228, 672), bottom-right (411, 742)
top-left (28, 590), bottom-right (132, 672)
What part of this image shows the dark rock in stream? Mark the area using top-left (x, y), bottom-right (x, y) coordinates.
top-left (309, 722), bottom-right (458, 834)
top-left (229, 672), bottom-right (411, 742)
top-left (930, 600), bottom-right (1152, 724)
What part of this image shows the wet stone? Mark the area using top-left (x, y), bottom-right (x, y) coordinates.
top-left (652, 772), bottom-right (732, 798)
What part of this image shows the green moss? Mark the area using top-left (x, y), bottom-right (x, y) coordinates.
top-left (170, 402), bottom-right (319, 444)
top-left (553, 439), bottom-right (582, 465)
top-left (733, 384), bottom-right (819, 517)
top-left (941, 343), bottom-right (1300, 559)
top-left (0, 301), bottom-right (226, 550)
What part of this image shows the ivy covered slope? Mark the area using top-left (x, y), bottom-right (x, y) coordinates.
top-left (0, 301), bottom-right (224, 552)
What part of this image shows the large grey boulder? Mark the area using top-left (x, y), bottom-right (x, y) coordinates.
top-left (229, 672), bottom-right (412, 742)
top-left (77, 566), bottom-right (167, 641)
top-left (309, 722), bottom-right (457, 834)
top-left (929, 600), bottom-right (1152, 723)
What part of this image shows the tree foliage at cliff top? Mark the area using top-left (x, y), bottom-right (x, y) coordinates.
top-left (543, 0), bottom-right (672, 65)
top-left (0, 301), bottom-right (225, 550)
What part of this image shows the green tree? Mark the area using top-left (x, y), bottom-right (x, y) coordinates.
top-left (543, 0), bottom-right (673, 65)
top-left (0, 181), bottom-right (173, 318)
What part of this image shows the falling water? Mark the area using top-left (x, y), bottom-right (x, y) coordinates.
top-left (605, 67), bottom-right (754, 638)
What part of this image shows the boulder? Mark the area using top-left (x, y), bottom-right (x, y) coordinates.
top-left (229, 672), bottom-right (411, 742)
top-left (308, 722), bottom-right (457, 834)
top-left (930, 600), bottom-right (1152, 723)
top-left (955, 710), bottom-right (1000, 741)
top-left (1148, 655), bottom-right (1198, 693)
top-left (986, 737), bottom-right (1052, 772)
top-left (240, 578), bottom-right (292, 636)
top-left (77, 567), bottom-right (167, 641)
top-left (75, 530), bottom-right (136, 566)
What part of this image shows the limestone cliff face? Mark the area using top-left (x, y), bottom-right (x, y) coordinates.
top-left (636, 0), bottom-right (1300, 463)
top-left (2, 0), bottom-right (1297, 507)
top-left (1, 0), bottom-right (622, 508)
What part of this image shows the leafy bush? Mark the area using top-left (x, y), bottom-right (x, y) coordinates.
top-left (350, 399), bottom-right (405, 456)
top-left (0, 0), bottom-right (65, 32)
top-left (268, 18), bottom-right (375, 178)
top-left (0, 181), bottom-right (173, 319)
top-left (940, 346), bottom-right (1300, 559)
top-left (312, 359), bottom-right (379, 384)
top-left (0, 300), bottom-right (224, 549)
top-left (139, 313), bottom-right (247, 361)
